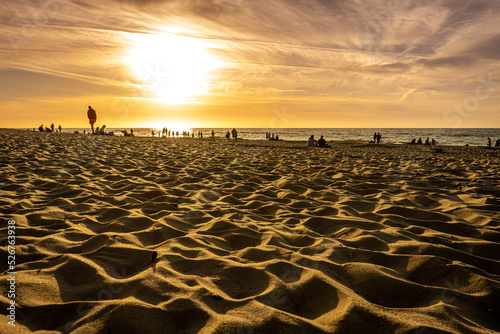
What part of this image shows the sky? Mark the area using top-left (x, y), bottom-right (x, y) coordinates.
top-left (1, 0), bottom-right (499, 129)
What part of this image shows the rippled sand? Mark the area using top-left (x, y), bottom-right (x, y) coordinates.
top-left (1, 129), bottom-right (499, 333)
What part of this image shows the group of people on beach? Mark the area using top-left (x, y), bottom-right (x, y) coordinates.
top-left (36, 124), bottom-right (61, 133)
top-left (225, 128), bottom-right (238, 140)
top-left (371, 132), bottom-right (382, 143)
top-left (308, 135), bottom-right (331, 148)
top-left (408, 137), bottom-right (436, 145)
top-left (266, 132), bottom-right (281, 141)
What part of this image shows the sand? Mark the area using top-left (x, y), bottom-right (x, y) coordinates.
top-left (0, 128), bottom-right (499, 334)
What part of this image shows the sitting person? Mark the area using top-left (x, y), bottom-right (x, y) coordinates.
top-left (317, 135), bottom-right (331, 148)
top-left (38, 125), bottom-right (44, 132)
top-left (409, 138), bottom-right (416, 144)
top-left (425, 137), bottom-right (430, 145)
top-left (308, 135), bottom-right (317, 147)
top-left (495, 139), bottom-right (500, 147)
top-left (99, 125), bottom-right (107, 135)
top-left (431, 138), bottom-right (436, 145)
top-left (416, 138), bottom-right (423, 145)
top-left (121, 129), bottom-right (135, 137)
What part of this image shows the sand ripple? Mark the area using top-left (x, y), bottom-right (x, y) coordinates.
top-left (1, 130), bottom-right (499, 333)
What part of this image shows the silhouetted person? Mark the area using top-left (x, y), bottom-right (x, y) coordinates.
top-left (410, 138), bottom-right (416, 144)
top-left (58, 125), bottom-right (62, 133)
top-left (495, 139), bottom-right (500, 147)
top-left (87, 106), bottom-right (97, 133)
top-left (50, 123), bottom-right (54, 132)
top-left (487, 137), bottom-right (491, 148)
top-left (226, 131), bottom-right (230, 140)
top-left (425, 137), bottom-right (430, 145)
top-left (308, 135), bottom-right (317, 147)
top-left (373, 132), bottom-right (377, 143)
top-left (211, 130), bottom-right (215, 140)
top-left (38, 125), bottom-right (44, 132)
top-left (417, 138), bottom-right (422, 145)
top-left (432, 138), bottom-right (436, 145)
top-left (231, 128), bottom-right (238, 140)
top-left (276, 134), bottom-right (279, 141)
top-left (376, 133), bottom-right (381, 144)
top-left (318, 135), bottom-right (327, 147)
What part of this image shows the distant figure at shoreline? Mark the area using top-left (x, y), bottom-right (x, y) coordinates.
top-left (308, 135), bottom-right (317, 147)
top-left (432, 138), bottom-right (436, 145)
top-left (211, 130), bottom-right (215, 140)
top-left (373, 132), bottom-right (377, 143)
top-left (87, 106), bottom-right (97, 134)
top-left (417, 138), bottom-right (423, 145)
top-left (487, 137), bottom-right (491, 148)
top-left (38, 125), bottom-right (44, 132)
top-left (232, 128), bottom-right (238, 140)
top-left (376, 133), bottom-right (381, 144)
top-left (495, 139), bottom-right (500, 147)
top-left (50, 123), bottom-right (54, 132)
top-left (58, 125), bottom-right (62, 133)
top-left (226, 131), bottom-right (231, 140)
top-left (425, 137), bottom-right (430, 145)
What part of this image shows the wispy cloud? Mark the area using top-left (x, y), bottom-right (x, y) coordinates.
top-left (1, 0), bottom-right (500, 126)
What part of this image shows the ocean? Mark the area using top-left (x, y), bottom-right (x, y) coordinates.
top-left (25, 127), bottom-right (500, 147)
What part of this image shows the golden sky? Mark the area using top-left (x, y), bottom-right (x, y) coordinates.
top-left (1, 0), bottom-right (499, 129)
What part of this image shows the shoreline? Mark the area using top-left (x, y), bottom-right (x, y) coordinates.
top-left (3, 128), bottom-right (500, 149)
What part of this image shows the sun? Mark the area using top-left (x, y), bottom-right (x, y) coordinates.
top-left (126, 32), bottom-right (223, 104)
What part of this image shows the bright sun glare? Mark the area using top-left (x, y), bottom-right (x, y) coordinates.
top-left (127, 32), bottom-right (222, 104)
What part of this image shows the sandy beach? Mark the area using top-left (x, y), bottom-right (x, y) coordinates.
top-left (1, 128), bottom-right (499, 334)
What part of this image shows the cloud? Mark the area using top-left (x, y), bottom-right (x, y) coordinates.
top-left (1, 0), bottom-right (500, 126)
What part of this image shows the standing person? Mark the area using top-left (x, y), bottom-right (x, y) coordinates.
top-left (226, 131), bottom-right (231, 140)
top-left (487, 137), bottom-right (491, 148)
top-left (373, 132), bottom-right (377, 143)
top-left (87, 106), bottom-right (97, 134)
top-left (50, 123), bottom-right (54, 132)
top-left (376, 133), bottom-right (381, 144)
top-left (58, 125), bottom-right (62, 133)
top-left (211, 130), bottom-right (215, 141)
top-left (231, 128), bottom-right (238, 140)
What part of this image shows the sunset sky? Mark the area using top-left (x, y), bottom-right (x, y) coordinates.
top-left (1, 0), bottom-right (499, 129)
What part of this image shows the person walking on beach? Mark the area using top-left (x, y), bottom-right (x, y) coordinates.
top-left (87, 106), bottom-right (97, 134)
top-left (226, 131), bottom-right (231, 140)
top-left (211, 130), bottom-right (215, 140)
top-left (376, 133), bottom-right (381, 144)
top-left (232, 128), bottom-right (238, 140)
top-left (50, 123), bottom-right (54, 132)
top-left (58, 125), bottom-right (62, 133)
top-left (373, 132), bottom-right (377, 143)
